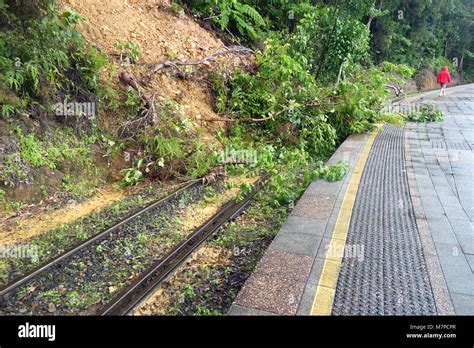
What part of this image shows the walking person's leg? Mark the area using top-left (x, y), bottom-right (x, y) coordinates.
top-left (440, 83), bottom-right (447, 96)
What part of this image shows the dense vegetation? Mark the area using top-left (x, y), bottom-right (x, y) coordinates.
top-left (187, 0), bottom-right (473, 77)
top-left (0, 0), bottom-right (472, 210)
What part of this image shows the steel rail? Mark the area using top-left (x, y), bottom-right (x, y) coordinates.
top-left (97, 174), bottom-right (269, 316)
top-left (0, 181), bottom-right (198, 297)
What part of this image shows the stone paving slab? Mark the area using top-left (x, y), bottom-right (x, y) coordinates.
top-left (405, 84), bottom-right (474, 314)
top-left (228, 132), bottom-right (370, 315)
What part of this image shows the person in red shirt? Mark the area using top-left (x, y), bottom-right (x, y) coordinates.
top-left (436, 66), bottom-right (452, 97)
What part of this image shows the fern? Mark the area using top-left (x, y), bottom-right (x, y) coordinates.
top-left (236, 4), bottom-right (265, 27)
top-left (234, 14), bottom-right (257, 39)
top-left (25, 62), bottom-right (40, 91)
top-left (193, 0), bottom-right (265, 41)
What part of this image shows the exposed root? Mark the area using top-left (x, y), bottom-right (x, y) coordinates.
top-left (141, 45), bottom-right (254, 86)
top-left (119, 71), bottom-right (158, 127)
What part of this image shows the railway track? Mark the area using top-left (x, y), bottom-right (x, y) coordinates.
top-left (98, 175), bottom-right (269, 315)
top-left (0, 181), bottom-right (197, 298)
top-left (0, 175), bottom-right (268, 315)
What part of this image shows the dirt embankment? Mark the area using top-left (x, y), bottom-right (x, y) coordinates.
top-left (414, 68), bottom-right (465, 91)
top-left (1, 0), bottom-right (253, 215)
top-left (61, 0), bottom-right (252, 133)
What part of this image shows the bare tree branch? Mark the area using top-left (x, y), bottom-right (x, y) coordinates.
top-left (141, 45), bottom-right (254, 85)
top-left (119, 71), bottom-right (158, 126)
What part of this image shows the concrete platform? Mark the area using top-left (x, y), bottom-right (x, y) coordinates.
top-left (228, 132), bottom-right (372, 315)
top-left (228, 83), bottom-right (474, 316)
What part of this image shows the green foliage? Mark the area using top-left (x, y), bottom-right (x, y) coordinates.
top-left (185, 141), bottom-right (217, 178)
top-left (119, 99), bottom-right (217, 185)
top-left (420, 56), bottom-right (457, 77)
top-left (290, 8), bottom-right (370, 82)
top-left (223, 37), bottom-right (338, 158)
top-left (0, 125), bottom-right (95, 190)
top-left (370, 0), bottom-right (473, 80)
top-left (315, 161), bottom-right (349, 182)
top-left (62, 175), bottom-right (96, 200)
top-left (120, 159), bottom-right (145, 186)
top-left (185, 0), bottom-right (265, 40)
top-left (0, 2), bottom-right (108, 115)
top-left (408, 103), bottom-right (445, 122)
top-left (0, 188), bottom-right (6, 207)
top-left (329, 64), bottom-right (392, 138)
top-left (380, 61), bottom-right (415, 78)
top-left (376, 112), bottom-right (406, 128)
top-left (194, 305), bottom-right (221, 316)
top-left (13, 126), bottom-right (93, 170)
top-left (183, 284), bottom-right (196, 300)
top-left (170, 2), bottom-right (185, 15)
top-left (114, 40), bottom-right (141, 64)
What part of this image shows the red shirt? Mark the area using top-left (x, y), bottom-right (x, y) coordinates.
top-left (437, 68), bottom-right (451, 84)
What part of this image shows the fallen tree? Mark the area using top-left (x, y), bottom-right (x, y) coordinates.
top-left (140, 45), bottom-right (254, 85)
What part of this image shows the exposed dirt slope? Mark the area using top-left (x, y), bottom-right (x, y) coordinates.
top-left (0, 185), bottom-right (124, 245)
top-left (60, 0), bottom-right (250, 135)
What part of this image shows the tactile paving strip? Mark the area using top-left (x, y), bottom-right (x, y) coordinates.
top-left (332, 125), bottom-right (437, 315)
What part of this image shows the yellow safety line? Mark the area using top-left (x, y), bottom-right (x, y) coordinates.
top-left (310, 129), bottom-right (379, 315)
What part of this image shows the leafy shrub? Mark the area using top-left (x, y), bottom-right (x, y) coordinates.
top-left (408, 103), bottom-right (445, 122)
top-left (376, 112), bottom-right (406, 128)
top-left (183, 0), bottom-right (265, 40)
top-left (0, 2), bottom-right (107, 116)
top-left (119, 99), bottom-right (217, 185)
top-left (380, 61), bottom-right (415, 78)
top-left (222, 36), bottom-right (337, 158)
top-left (290, 9), bottom-right (370, 82)
top-left (0, 125), bottom-right (94, 189)
top-left (120, 159), bottom-right (145, 186)
top-left (315, 161), bottom-right (349, 182)
top-left (114, 40), bottom-right (141, 64)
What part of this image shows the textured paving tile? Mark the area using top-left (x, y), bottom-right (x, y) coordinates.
top-left (334, 125), bottom-right (439, 315)
top-left (253, 249), bottom-right (313, 282)
top-left (423, 254), bottom-right (456, 315)
top-left (234, 272), bottom-right (306, 315)
top-left (290, 193), bottom-right (336, 219)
